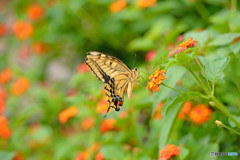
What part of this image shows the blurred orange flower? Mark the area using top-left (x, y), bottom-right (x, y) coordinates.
top-left (32, 42), bottom-right (48, 55)
top-left (119, 110), bottom-right (128, 118)
top-left (145, 50), bottom-right (157, 62)
top-left (159, 144), bottom-right (181, 160)
top-left (77, 63), bottom-right (90, 73)
top-left (97, 98), bottom-right (111, 115)
top-left (152, 102), bottom-right (164, 119)
top-left (0, 115), bottom-right (11, 139)
top-left (109, 0), bottom-right (127, 13)
top-left (27, 4), bottom-right (45, 20)
top-left (0, 24), bottom-right (6, 37)
top-left (11, 77), bottom-right (30, 96)
top-left (100, 119), bottom-right (116, 133)
top-left (13, 152), bottom-right (25, 160)
top-left (0, 87), bottom-right (7, 100)
top-left (80, 117), bottom-right (95, 131)
top-left (169, 37), bottom-right (197, 58)
top-left (178, 101), bottom-right (192, 120)
top-left (147, 68), bottom-right (166, 94)
top-left (189, 104), bottom-right (212, 125)
top-left (0, 68), bottom-right (12, 85)
top-left (91, 142), bottom-right (100, 153)
top-left (12, 20), bottom-right (33, 40)
top-left (74, 151), bottom-right (89, 160)
top-left (95, 152), bottom-right (104, 160)
top-left (137, 0), bottom-right (157, 9)
top-left (0, 99), bottom-right (5, 114)
top-left (59, 106), bottom-right (78, 124)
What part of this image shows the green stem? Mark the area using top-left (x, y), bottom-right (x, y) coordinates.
top-left (161, 83), bottom-right (185, 94)
top-left (194, 56), bottom-right (212, 93)
top-left (216, 120), bottom-right (240, 135)
top-left (188, 68), bottom-right (211, 95)
top-left (212, 96), bottom-right (240, 128)
top-left (195, 0), bottom-right (210, 22)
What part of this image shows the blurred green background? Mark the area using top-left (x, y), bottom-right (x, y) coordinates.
top-left (0, 0), bottom-right (240, 160)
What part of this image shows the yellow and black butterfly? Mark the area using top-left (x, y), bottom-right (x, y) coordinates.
top-left (85, 51), bottom-right (139, 114)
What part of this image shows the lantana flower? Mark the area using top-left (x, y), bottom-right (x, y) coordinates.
top-left (0, 24), bottom-right (6, 37)
top-left (147, 68), bottom-right (166, 94)
top-left (178, 101), bottom-right (192, 120)
top-left (0, 115), bottom-right (11, 139)
top-left (159, 144), bottom-right (181, 160)
top-left (100, 119), bottom-right (117, 133)
top-left (152, 102), bottom-right (164, 119)
top-left (138, 0), bottom-right (157, 9)
top-left (77, 63), bottom-right (90, 73)
top-left (95, 152), bottom-right (104, 160)
top-left (58, 106), bottom-right (78, 124)
top-left (11, 77), bottom-right (30, 96)
top-left (168, 37), bottom-right (197, 58)
top-left (27, 3), bottom-right (45, 20)
top-left (145, 50), bottom-right (157, 62)
top-left (12, 20), bottom-right (33, 40)
top-left (0, 68), bottom-right (12, 85)
top-left (109, 0), bottom-right (127, 13)
top-left (189, 104), bottom-right (212, 124)
top-left (80, 117), bottom-right (95, 131)
top-left (96, 98), bottom-right (111, 114)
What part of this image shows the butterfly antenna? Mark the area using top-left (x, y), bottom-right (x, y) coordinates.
top-left (133, 53), bottom-right (137, 67)
top-left (104, 105), bottom-right (111, 118)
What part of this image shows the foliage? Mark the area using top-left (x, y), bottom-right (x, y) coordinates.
top-left (0, 0), bottom-right (240, 160)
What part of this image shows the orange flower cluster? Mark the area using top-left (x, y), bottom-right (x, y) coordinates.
top-left (12, 20), bottom-right (33, 40)
top-left (27, 4), bottom-right (45, 20)
top-left (119, 110), bottom-right (128, 118)
top-left (100, 119), bottom-right (116, 133)
top-left (95, 152), bottom-right (104, 160)
top-left (96, 98), bottom-right (110, 115)
top-left (59, 106), bottom-right (78, 124)
top-left (178, 101), bottom-right (192, 120)
top-left (168, 37), bottom-right (197, 58)
top-left (80, 117), bottom-right (95, 131)
top-left (0, 88), bottom-right (7, 114)
top-left (74, 151), bottom-right (89, 160)
top-left (32, 42), bottom-right (48, 55)
top-left (0, 115), bottom-right (11, 139)
top-left (11, 77), bottom-right (30, 96)
top-left (159, 144), bottom-right (181, 160)
top-left (0, 68), bottom-right (12, 85)
top-left (152, 102), bottom-right (164, 119)
top-left (109, 0), bottom-right (127, 13)
top-left (147, 68), bottom-right (166, 94)
top-left (189, 104), bottom-right (212, 124)
top-left (13, 152), bottom-right (25, 160)
top-left (137, 0), bottom-right (157, 9)
top-left (77, 63), bottom-right (90, 73)
top-left (0, 24), bottom-right (6, 37)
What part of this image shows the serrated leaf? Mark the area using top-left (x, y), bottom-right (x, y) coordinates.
top-left (161, 92), bottom-right (202, 119)
top-left (228, 115), bottom-right (240, 128)
top-left (209, 33), bottom-right (240, 46)
top-left (203, 56), bottom-right (230, 82)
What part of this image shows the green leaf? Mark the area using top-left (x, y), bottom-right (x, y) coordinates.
top-left (196, 143), bottom-right (219, 160)
top-left (209, 33), bottom-right (240, 46)
top-left (203, 56), bottom-right (230, 82)
top-left (179, 147), bottom-right (189, 160)
top-left (100, 145), bottom-right (125, 159)
top-left (228, 115), bottom-right (240, 128)
top-left (161, 92), bottom-right (203, 119)
top-left (0, 151), bottom-right (16, 160)
top-left (185, 30), bottom-right (208, 48)
top-left (152, 66), bottom-right (186, 116)
top-left (127, 38), bottom-right (156, 51)
top-left (176, 52), bottom-right (192, 65)
top-left (159, 103), bottom-right (182, 150)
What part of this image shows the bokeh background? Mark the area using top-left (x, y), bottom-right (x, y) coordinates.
top-left (0, 0), bottom-right (240, 160)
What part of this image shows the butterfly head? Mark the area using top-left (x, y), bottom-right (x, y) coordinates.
top-left (132, 67), bottom-right (139, 81)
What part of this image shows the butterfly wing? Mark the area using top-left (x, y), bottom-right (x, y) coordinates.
top-left (85, 51), bottom-right (133, 111)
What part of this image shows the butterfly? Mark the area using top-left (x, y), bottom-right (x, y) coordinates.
top-left (85, 51), bottom-right (139, 114)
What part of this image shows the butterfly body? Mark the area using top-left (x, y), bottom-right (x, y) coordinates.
top-left (85, 51), bottom-right (138, 112)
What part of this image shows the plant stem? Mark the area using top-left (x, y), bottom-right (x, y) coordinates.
top-left (194, 56), bottom-right (212, 93)
top-left (188, 68), bottom-right (211, 95)
top-left (216, 120), bottom-right (240, 135)
top-left (231, 0), bottom-right (237, 14)
top-left (161, 83), bottom-right (185, 94)
top-left (212, 96), bottom-right (240, 128)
